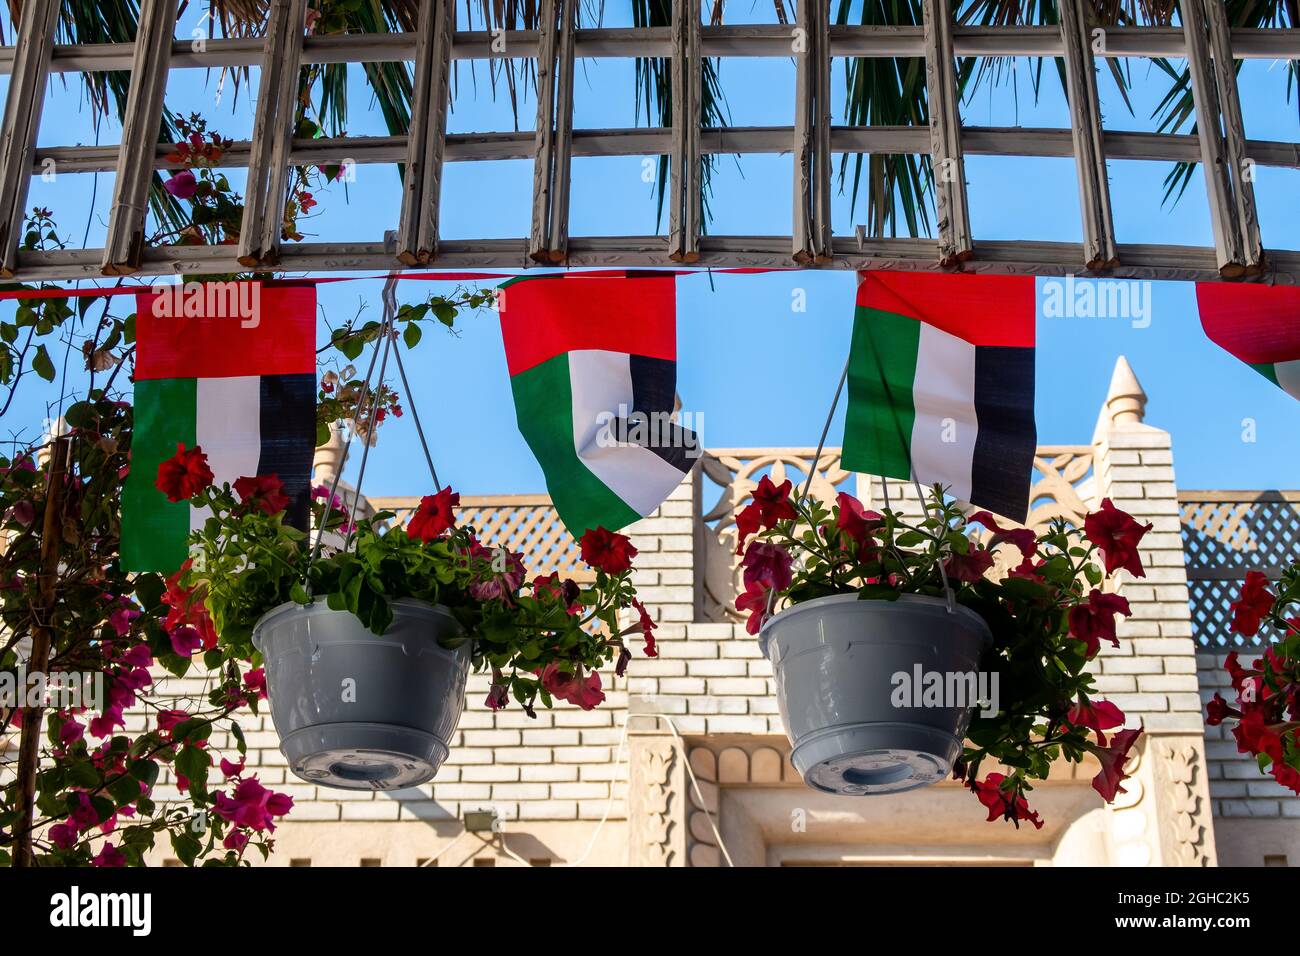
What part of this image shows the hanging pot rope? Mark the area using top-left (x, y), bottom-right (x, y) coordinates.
top-left (306, 273), bottom-right (450, 577)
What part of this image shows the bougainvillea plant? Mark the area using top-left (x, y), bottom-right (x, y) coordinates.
top-left (735, 479), bottom-right (1155, 828)
top-left (0, 397), bottom-right (293, 868)
top-left (1206, 564), bottom-right (1300, 794)
top-left (170, 452), bottom-right (657, 716)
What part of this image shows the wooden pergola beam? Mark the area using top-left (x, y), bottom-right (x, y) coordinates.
top-left (11, 237), bottom-right (1300, 285)
top-left (237, 0), bottom-right (309, 267)
top-left (922, 0), bottom-right (971, 266)
top-left (669, 0), bottom-right (702, 263)
top-left (1058, 0), bottom-right (1118, 271)
top-left (101, 0), bottom-right (181, 275)
top-left (31, 126), bottom-right (1300, 173)
top-left (547, 0), bottom-right (577, 259)
top-left (793, 0), bottom-right (832, 263)
top-left (528, 0), bottom-right (562, 262)
top-left (1202, 0), bottom-right (1264, 274)
top-left (0, 0), bottom-right (60, 278)
top-left (395, 0), bottom-right (455, 265)
top-left (3, 26), bottom-right (1296, 74)
top-left (1180, 0), bottom-right (1246, 278)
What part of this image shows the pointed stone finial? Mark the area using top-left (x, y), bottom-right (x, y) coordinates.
top-left (1103, 355), bottom-right (1147, 427)
top-left (313, 422), bottom-right (345, 485)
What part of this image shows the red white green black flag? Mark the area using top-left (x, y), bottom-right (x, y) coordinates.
top-left (1196, 282), bottom-right (1300, 400)
top-left (842, 270), bottom-right (1038, 522)
top-left (121, 283), bottom-right (317, 572)
top-left (498, 273), bottom-right (697, 537)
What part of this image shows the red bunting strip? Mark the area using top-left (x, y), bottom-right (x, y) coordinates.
top-left (0, 267), bottom-right (788, 302)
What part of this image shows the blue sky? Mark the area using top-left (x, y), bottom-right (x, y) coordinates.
top-left (2, 5), bottom-right (1297, 497)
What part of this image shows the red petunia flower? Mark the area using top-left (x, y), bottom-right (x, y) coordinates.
top-left (1090, 727), bottom-right (1142, 802)
top-left (407, 486), bottom-right (459, 541)
top-left (630, 597), bottom-right (659, 658)
top-left (1083, 498), bottom-right (1152, 578)
top-left (580, 527), bottom-right (638, 575)
top-left (835, 492), bottom-right (883, 559)
top-left (1229, 570), bottom-right (1276, 638)
top-left (943, 546), bottom-right (995, 584)
top-left (734, 475), bottom-right (796, 554)
top-left (539, 663), bottom-right (606, 710)
top-left (970, 510), bottom-right (1038, 575)
top-left (155, 443), bottom-right (214, 503)
top-left (735, 583), bottom-right (771, 636)
top-left (234, 474), bottom-right (291, 516)
top-left (1205, 692), bottom-right (1238, 727)
top-left (741, 540), bottom-right (793, 592)
top-left (1067, 589), bottom-right (1132, 659)
top-left (970, 773), bottom-right (1044, 829)
top-left (1065, 698), bottom-right (1126, 746)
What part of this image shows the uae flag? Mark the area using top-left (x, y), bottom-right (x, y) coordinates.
top-left (1196, 282), bottom-right (1300, 400)
top-left (842, 270), bottom-right (1037, 522)
top-left (121, 283), bottom-right (317, 572)
top-left (499, 273), bottom-right (697, 537)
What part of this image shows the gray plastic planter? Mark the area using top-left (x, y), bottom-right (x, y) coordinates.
top-left (759, 593), bottom-right (992, 796)
top-left (252, 599), bottom-right (471, 792)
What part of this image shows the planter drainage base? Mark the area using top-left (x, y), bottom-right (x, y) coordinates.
top-left (282, 723), bottom-right (450, 791)
top-left (795, 724), bottom-right (960, 796)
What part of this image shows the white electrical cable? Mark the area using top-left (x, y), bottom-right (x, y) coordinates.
top-left (549, 709), bottom-right (735, 868)
top-left (419, 828), bottom-right (470, 867)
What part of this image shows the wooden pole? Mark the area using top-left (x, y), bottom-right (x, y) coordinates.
top-left (11, 435), bottom-right (70, 867)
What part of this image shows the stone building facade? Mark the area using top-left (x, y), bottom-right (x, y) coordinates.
top-left (137, 357), bottom-right (1296, 867)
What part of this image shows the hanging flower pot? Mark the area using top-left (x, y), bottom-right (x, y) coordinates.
top-left (759, 593), bottom-right (990, 795)
top-left (734, 474), bottom-right (1158, 829)
top-left (253, 599), bottom-right (471, 791)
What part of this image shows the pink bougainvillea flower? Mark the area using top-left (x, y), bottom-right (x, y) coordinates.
top-left (120, 644), bottom-right (153, 669)
top-left (579, 527), bottom-right (638, 575)
top-left (1090, 727), bottom-right (1143, 802)
top-left (219, 757), bottom-right (246, 779)
top-left (169, 624), bottom-right (203, 657)
top-left (163, 170), bottom-right (198, 199)
top-left (234, 474), bottom-right (291, 516)
top-left (1067, 589), bottom-right (1132, 659)
top-left (223, 830), bottom-right (251, 852)
top-left (1083, 498), bottom-right (1152, 578)
top-left (91, 843), bottom-right (126, 868)
top-left (59, 719), bottom-right (85, 747)
top-left (156, 709), bottom-right (189, 736)
top-left (970, 773), bottom-right (1044, 829)
top-left (741, 540), bottom-right (793, 592)
top-left (539, 663), bottom-right (606, 711)
top-left (1229, 570), bottom-right (1276, 638)
top-left (88, 706), bottom-right (125, 740)
top-left (243, 667), bottom-right (268, 701)
top-left (155, 442), bottom-right (214, 502)
top-left (1065, 698), bottom-right (1126, 746)
top-left (212, 777), bottom-right (294, 832)
top-left (107, 604), bottom-right (139, 638)
top-left (5, 499), bottom-right (35, 527)
top-left (943, 546), bottom-right (994, 584)
top-left (484, 683), bottom-right (509, 711)
top-left (69, 792), bottom-right (98, 832)
top-left (48, 821), bottom-right (79, 850)
top-left (407, 487), bottom-right (459, 541)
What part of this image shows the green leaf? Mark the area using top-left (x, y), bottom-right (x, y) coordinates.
top-left (32, 344), bottom-right (55, 381)
top-left (402, 322), bottom-right (422, 349)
